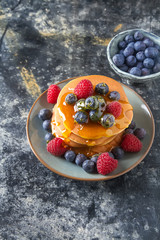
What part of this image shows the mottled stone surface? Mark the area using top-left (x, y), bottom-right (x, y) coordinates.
top-left (0, 0), bottom-right (160, 239)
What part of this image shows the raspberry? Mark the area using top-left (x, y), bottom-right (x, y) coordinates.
top-left (74, 79), bottom-right (94, 99)
top-left (47, 84), bottom-right (61, 104)
top-left (97, 152), bottom-right (118, 175)
top-left (106, 101), bottom-right (122, 118)
top-left (121, 134), bottom-right (142, 152)
top-left (47, 138), bottom-right (67, 156)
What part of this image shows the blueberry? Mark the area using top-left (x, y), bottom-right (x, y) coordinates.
top-left (134, 31), bottom-right (144, 41)
top-left (95, 95), bottom-right (106, 108)
top-left (129, 67), bottom-right (141, 76)
top-left (75, 154), bottom-right (87, 166)
top-left (126, 55), bottom-right (137, 67)
top-left (82, 160), bottom-right (96, 173)
top-left (74, 99), bottom-right (86, 111)
top-left (134, 41), bottom-right (146, 52)
top-left (89, 109), bottom-right (103, 122)
top-left (42, 120), bottom-right (51, 131)
top-left (125, 34), bottom-right (134, 43)
top-left (118, 41), bottom-right (127, 49)
top-left (119, 49), bottom-right (124, 55)
top-left (143, 58), bottom-right (155, 69)
top-left (128, 120), bottom-right (136, 129)
top-left (156, 56), bottom-right (160, 63)
top-left (64, 150), bottom-right (76, 162)
top-left (123, 47), bottom-right (134, 57)
top-left (143, 38), bottom-right (154, 47)
top-left (134, 128), bottom-right (146, 140)
top-left (136, 51), bottom-right (145, 61)
top-left (155, 44), bottom-right (160, 51)
top-left (45, 132), bottom-right (54, 142)
top-left (74, 111), bottom-right (88, 124)
top-left (141, 68), bottom-right (151, 76)
top-left (95, 82), bottom-right (109, 95)
top-left (111, 147), bottom-right (124, 160)
top-left (124, 128), bottom-right (134, 135)
top-left (136, 61), bottom-right (143, 69)
top-left (119, 64), bottom-right (128, 72)
top-left (108, 91), bottom-right (120, 101)
top-left (101, 114), bottom-right (115, 128)
top-left (127, 42), bottom-right (135, 48)
top-left (38, 109), bottom-right (52, 121)
top-left (145, 47), bottom-right (158, 58)
top-left (112, 54), bottom-right (125, 67)
top-left (90, 154), bottom-right (99, 163)
top-left (85, 96), bottom-right (99, 110)
top-left (65, 93), bottom-right (77, 105)
top-left (153, 63), bottom-right (160, 73)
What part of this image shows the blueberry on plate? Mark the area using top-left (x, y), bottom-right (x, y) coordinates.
top-left (85, 96), bottom-right (99, 110)
top-left (75, 154), bottom-right (87, 166)
top-left (145, 47), bottom-right (159, 58)
top-left (141, 68), bottom-right (151, 76)
top-left (123, 46), bottom-right (134, 57)
top-left (124, 128), bottom-right (134, 135)
top-left (74, 111), bottom-right (88, 124)
top-left (134, 128), bottom-right (146, 140)
top-left (134, 41), bottom-right (146, 52)
top-left (111, 147), bottom-right (124, 160)
top-left (153, 63), bottom-right (160, 73)
top-left (118, 40), bottom-right (127, 49)
top-left (42, 120), bottom-right (51, 131)
top-left (129, 67), bottom-right (141, 76)
top-left (143, 38), bottom-right (154, 47)
top-left (38, 108), bottom-right (52, 121)
top-left (64, 150), bottom-right (76, 162)
top-left (65, 93), bottom-right (77, 105)
top-left (143, 58), bottom-right (155, 69)
top-left (101, 114), bottom-right (115, 128)
top-left (136, 51), bottom-right (145, 61)
top-left (126, 55), bottom-right (137, 67)
top-left (128, 120), bottom-right (136, 129)
top-left (112, 54), bottom-right (125, 67)
top-left (89, 109), bottom-right (103, 122)
top-left (45, 132), bottom-right (54, 142)
top-left (108, 91), bottom-right (120, 101)
top-left (95, 82), bottom-right (109, 95)
top-left (125, 34), bottom-right (134, 43)
top-left (74, 99), bottom-right (86, 111)
top-left (134, 31), bottom-right (144, 41)
top-left (90, 154), bottom-right (99, 163)
top-left (82, 160), bottom-right (96, 173)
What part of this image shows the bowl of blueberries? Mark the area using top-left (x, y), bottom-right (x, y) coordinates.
top-left (107, 29), bottom-right (160, 84)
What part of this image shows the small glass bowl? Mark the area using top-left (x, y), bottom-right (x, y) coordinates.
top-left (107, 29), bottom-right (160, 84)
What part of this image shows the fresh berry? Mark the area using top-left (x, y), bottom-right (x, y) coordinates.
top-left (108, 91), bottom-right (120, 101)
top-left (134, 128), bottom-right (146, 140)
top-left (129, 67), bottom-right (141, 76)
top-left (112, 54), bottom-right (125, 67)
top-left (118, 41), bottom-right (127, 49)
top-left (136, 61), bottom-right (143, 69)
top-left (65, 93), bottom-right (77, 105)
top-left (119, 64), bottom-right (128, 72)
top-left (144, 47), bottom-right (158, 58)
top-left (95, 95), bottom-right (106, 108)
top-left (123, 47), bottom-right (134, 57)
top-left (97, 152), bottom-right (118, 175)
top-left (127, 42), bottom-right (135, 48)
top-left (106, 101), bottom-right (122, 118)
top-left (82, 160), bottom-right (96, 173)
top-left (47, 138), bottom-right (67, 156)
top-left (143, 38), bottom-right (154, 47)
top-left (141, 68), bottom-right (151, 76)
top-left (85, 96), bottom-right (99, 110)
top-left (134, 31), bottom-right (144, 41)
top-left (134, 41), bottom-right (146, 52)
top-left (136, 51), bottom-right (145, 61)
top-left (121, 134), bottom-right (142, 152)
top-left (90, 154), bottom-right (100, 163)
top-left (143, 58), bottom-right (155, 69)
top-left (75, 154), bottom-right (87, 166)
top-left (38, 109), bottom-right (52, 121)
top-left (45, 132), bottom-right (54, 142)
top-left (74, 111), bottom-right (88, 124)
top-left (89, 109), bottom-right (103, 122)
top-left (153, 63), bottom-right (160, 73)
top-left (126, 55), bottom-right (137, 67)
top-left (128, 120), bottom-right (136, 129)
top-left (95, 82), bottom-right (109, 95)
top-left (64, 150), bottom-right (76, 162)
top-left (155, 44), bottom-right (160, 51)
top-left (124, 128), bottom-right (134, 135)
top-left (74, 79), bottom-right (94, 99)
top-left (47, 84), bottom-right (61, 104)
top-left (111, 147), bottom-right (124, 160)
top-left (74, 99), bottom-right (86, 111)
top-left (42, 120), bottom-right (51, 132)
top-left (125, 34), bottom-right (134, 43)
top-left (101, 114), bottom-right (115, 128)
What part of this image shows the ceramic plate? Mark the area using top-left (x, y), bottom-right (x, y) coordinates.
top-left (26, 77), bottom-right (155, 181)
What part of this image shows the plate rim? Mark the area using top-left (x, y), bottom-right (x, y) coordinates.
top-left (26, 76), bottom-right (155, 181)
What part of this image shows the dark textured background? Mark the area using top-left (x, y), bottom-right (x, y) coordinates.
top-left (0, 0), bottom-right (160, 239)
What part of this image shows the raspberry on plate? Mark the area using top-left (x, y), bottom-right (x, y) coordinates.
top-left (74, 79), bottom-right (94, 99)
top-left (106, 101), bottom-right (122, 118)
top-left (47, 137), bottom-right (67, 156)
top-left (47, 84), bottom-right (61, 104)
top-left (97, 152), bottom-right (118, 175)
top-left (121, 134), bottom-right (142, 152)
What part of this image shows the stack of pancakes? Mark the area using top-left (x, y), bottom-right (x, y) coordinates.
top-left (51, 75), bottom-right (133, 157)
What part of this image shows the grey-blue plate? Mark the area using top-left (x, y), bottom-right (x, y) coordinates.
top-left (26, 77), bottom-right (155, 181)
